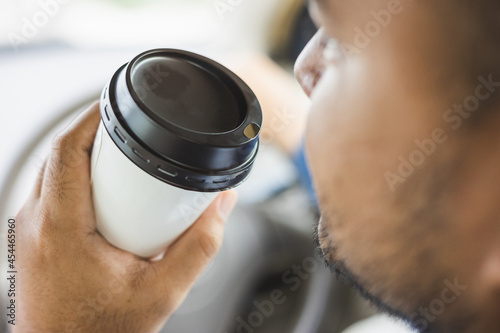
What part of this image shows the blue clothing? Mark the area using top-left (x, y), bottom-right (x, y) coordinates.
top-left (291, 142), bottom-right (318, 208)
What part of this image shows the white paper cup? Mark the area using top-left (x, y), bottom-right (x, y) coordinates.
top-left (90, 49), bottom-right (262, 258)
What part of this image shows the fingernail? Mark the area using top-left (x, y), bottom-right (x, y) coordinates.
top-left (218, 191), bottom-right (238, 219)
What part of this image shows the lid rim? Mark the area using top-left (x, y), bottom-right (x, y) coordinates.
top-left (99, 49), bottom-right (263, 192)
top-left (101, 87), bottom-right (259, 191)
top-left (124, 48), bottom-right (262, 145)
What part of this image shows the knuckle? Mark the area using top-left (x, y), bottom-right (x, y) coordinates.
top-left (51, 131), bottom-right (72, 151)
top-left (50, 134), bottom-right (84, 170)
top-left (14, 207), bottom-right (30, 239)
top-left (50, 136), bottom-right (69, 167)
top-left (36, 205), bottom-right (58, 237)
top-left (43, 164), bottom-right (67, 202)
top-left (129, 262), bottom-right (149, 291)
top-left (150, 296), bottom-right (176, 318)
top-left (196, 225), bottom-right (224, 260)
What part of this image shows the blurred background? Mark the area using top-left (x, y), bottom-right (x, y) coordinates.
top-left (0, 0), bottom-right (409, 332)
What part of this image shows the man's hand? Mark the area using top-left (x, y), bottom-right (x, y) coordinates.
top-left (14, 102), bottom-right (237, 333)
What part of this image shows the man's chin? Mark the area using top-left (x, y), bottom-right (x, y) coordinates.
top-left (313, 220), bottom-right (423, 332)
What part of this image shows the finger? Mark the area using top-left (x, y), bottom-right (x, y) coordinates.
top-left (41, 102), bottom-right (101, 209)
top-left (31, 157), bottom-right (48, 199)
top-left (145, 190), bottom-right (238, 308)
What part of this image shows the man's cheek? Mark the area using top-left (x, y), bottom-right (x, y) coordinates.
top-left (305, 105), bottom-right (335, 202)
top-left (305, 100), bottom-right (327, 165)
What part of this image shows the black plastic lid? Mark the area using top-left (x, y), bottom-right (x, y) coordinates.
top-left (100, 49), bottom-right (262, 192)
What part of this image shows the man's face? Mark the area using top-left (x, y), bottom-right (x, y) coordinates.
top-left (295, 0), bottom-right (500, 332)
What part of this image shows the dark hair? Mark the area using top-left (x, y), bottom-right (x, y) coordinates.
top-left (464, 2), bottom-right (500, 74)
top-left (440, 1), bottom-right (500, 122)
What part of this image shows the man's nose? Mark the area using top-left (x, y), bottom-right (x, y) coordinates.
top-left (294, 29), bottom-right (328, 98)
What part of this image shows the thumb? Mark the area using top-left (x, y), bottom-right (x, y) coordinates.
top-left (146, 190), bottom-right (238, 307)
top-left (41, 102), bottom-right (101, 202)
